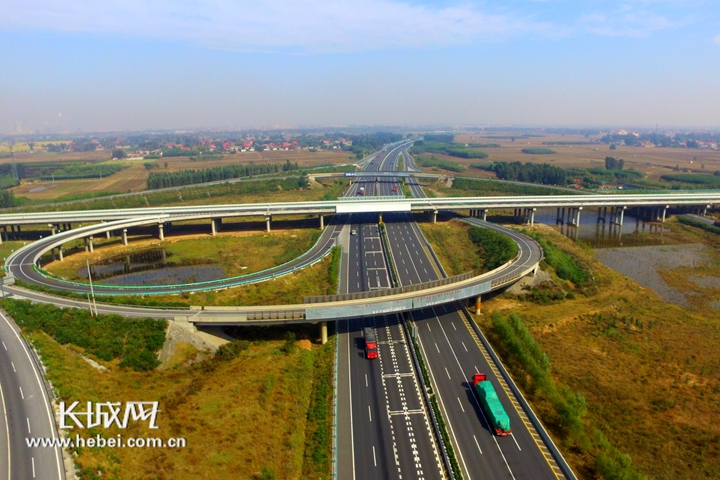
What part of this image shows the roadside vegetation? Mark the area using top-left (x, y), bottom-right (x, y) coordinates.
top-left (415, 156), bottom-right (466, 172)
top-left (411, 141), bottom-right (488, 160)
top-left (24, 246), bottom-right (340, 308)
top-left (476, 224), bottom-right (720, 479)
top-left (419, 220), bottom-right (517, 276)
top-left (0, 299), bottom-right (166, 371)
top-left (16, 311), bottom-right (333, 479)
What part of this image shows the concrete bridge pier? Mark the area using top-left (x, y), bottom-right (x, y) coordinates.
top-left (569, 207), bottom-right (582, 226)
top-left (122, 228), bottom-right (128, 246)
top-left (266, 216), bottom-right (271, 233)
top-left (158, 223), bottom-right (165, 241)
top-left (211, 218), bottom-right (217, 236)
top-left (597, 206), bottom-right (607, 223)
top-left (524, 208), bottom-right (536, 225)
top-left (432, 209), bottom-right (438, 224)
top-left (89, 236), bottom-right (94, 252)
top-left (611, 206), bottom-right (626, 226)
top-left (482, 209), bottom-right (488, 221)
top-left (320, 322), bottom-right (328, 344)
top-left (58, 246), bottom-right (64, 262)
top-left (106, 230), bottom-right (111, 239)
top-left (319, 214), bottom-right (324, 229)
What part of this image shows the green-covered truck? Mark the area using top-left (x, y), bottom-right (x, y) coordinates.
top-left (473, 373), bottom-right (512, 436)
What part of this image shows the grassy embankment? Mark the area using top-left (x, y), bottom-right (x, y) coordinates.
top-left (43, 230), bottom-right (322, 283)
top-left (425, 218), bottom-right (720, 479)
top-left (1, 298), bottom-right (335, 480)
top-left (419, 220), bottom-right (517, 276)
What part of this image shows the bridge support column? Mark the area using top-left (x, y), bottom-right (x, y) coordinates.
top-left (84, 237), bottom-right (89, 252)
top-left (106, 230), bottom-right (111, 239)
top-left (475, 296), bottom-right (482, 314)
top-left (482, 209), bottom-right (488, 221)
top-left (703, 205), bottom-right (709, 216)
top-left (528, 208), bottom-right (536, 226)
top-left (158, 223), bottom-right (164, 241)
top-left (662, 206), bottom-right (668, 223)
top-left (88, 236), bottom-right (94, 252)
top-left (319, 214), bottom-right (324, 229)
top-left (320, 322), bottom-right (328, 344)
top-left (58, 246), bottom-right (64, 262)
top-left (432, 210), bottom-right (437, 224)
top-left (50, 224), bottom-right (57, 235)
top-left (122, 229), bottom-right (128, 246)
top-left (211, 218), bottom-right (217, 236)
top-left (51, 248), bottom-right (56, 262)
top-left (266, 216), bottom-right (271, 233)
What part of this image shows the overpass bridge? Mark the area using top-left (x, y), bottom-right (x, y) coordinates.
top-left (0, 192), bottom-right (717, 233)
top-left (311, 171), bottom-right (446, 180)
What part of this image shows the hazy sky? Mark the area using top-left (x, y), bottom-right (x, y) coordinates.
top-left (1, 0), bottom-right (719, 133)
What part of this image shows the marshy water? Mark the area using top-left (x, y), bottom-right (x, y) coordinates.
top-left (79, 248), bottom-right (225, 286)
top-left (533, 208), bottom-right (670, 248)
top-left (533, 208), bottom-right (717, 310)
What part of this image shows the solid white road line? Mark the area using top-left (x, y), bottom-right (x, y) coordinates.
top-left (0, 376), bottom-right (11, 480)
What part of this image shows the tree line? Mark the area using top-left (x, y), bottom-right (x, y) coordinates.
top-left (472, 161), bottom-right (567, 185)
top-left (146, 160), bottom-right (300, 189)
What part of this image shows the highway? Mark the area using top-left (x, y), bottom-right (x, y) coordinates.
top-left (337, 145), bottom-right (444, 480)
top-left (0, 309), bottom-right (65, 480)
top-left (380, 148), bottom-right (568, 479)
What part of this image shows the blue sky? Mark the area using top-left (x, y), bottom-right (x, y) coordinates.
top-left (1, 0), bottom-right (719, 133)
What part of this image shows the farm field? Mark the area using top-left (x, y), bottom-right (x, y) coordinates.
top-left (5, 149), bottom-right (353, 201)
top-left (414, 133), bottom-right (720, 181)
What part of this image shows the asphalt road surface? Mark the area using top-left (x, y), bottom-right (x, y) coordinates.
top-left (0, 310), bottom-right (65, 480)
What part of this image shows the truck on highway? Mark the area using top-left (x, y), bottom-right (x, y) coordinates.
top-left (359, 187), bottom-right (365, 196)
top-left (363, 327), bottom-right (378, 359)
top-left (393, 185), bottom-right (398, 194)
top-left (472, 373), bottom-right (511, 436)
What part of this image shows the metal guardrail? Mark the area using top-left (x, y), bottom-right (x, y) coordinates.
top-left (12, 217), bottom-right (338, 295)
top-left (245, 310), bottom-right (306, 321)
top-left (303, 271), bottom-right (473, 304)
top-left (402, 315), bottom-right (455, 480)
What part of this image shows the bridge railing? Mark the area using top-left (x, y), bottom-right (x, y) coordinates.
top-left (303, 271), bottom-right (474, 304)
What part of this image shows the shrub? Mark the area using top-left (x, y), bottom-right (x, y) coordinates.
top-left (215, 340), bottom-right (251, 360)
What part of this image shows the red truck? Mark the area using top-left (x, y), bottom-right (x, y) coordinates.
top-left (393, 185), bottom-right (398, 193)
top-left (363, 327), bottom-right (378, 359)
top-left (359, 187), bottom-right (365, 196)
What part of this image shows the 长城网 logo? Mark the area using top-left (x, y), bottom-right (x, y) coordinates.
top-left (58, 402), bottom-right (160, 429)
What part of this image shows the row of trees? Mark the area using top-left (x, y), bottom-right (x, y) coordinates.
top-left (146, 160), bottom-right (300, 189)
top-left (473, 161), bottom-right (567, 185)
